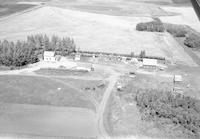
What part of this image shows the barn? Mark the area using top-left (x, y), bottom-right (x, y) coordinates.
top-left (142, 58), bottom-right (158, 69)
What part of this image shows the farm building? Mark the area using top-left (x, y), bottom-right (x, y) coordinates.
top-left (173, 75), bottom-right (183, 94)
top-left (174, 75), bottom-right (183, 83)
top-left (142, 58), bottom-right (158, 69)
top-left (74, 54), bottom-right (81, 61)
top-left (43, 51), bottom-right (56, 62)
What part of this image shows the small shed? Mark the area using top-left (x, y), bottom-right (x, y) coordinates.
top-left (74, 54), bottom-right (81, 61)
top-left (142, 58), bottom-right (157, 69)
top-left (174, 75), bottom-right (183, 82)
top-left (43, 51), bottom-right (55, 62)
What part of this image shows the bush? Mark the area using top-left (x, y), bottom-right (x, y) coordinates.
top-left (135, 89), bottom-right (200, 137)
top-left (184, 33), bottom-right (200, 48)
top-left (164, 23), bottom-right (188, 37)
top-left (136, 20), bottom-right (165, 32)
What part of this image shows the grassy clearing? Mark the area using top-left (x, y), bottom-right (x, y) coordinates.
top-left (0, 3), bottom-right (36, 17)
top-left (0, 75), bottom-right (95, 111)
top-left (55, 78), bottom-right (107, 103)
top-left (0, 104), bottom-right (97, 138)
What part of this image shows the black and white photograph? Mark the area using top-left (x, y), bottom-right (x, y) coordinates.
top-left (0, 0), bottom-right (200, 139)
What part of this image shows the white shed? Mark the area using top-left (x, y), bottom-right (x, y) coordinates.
top-left (142, 58), bottom-right (158, 69)
top-left (74, 54), bottom-right (81, 61)
top-left (43, 51), bottom-right (55, 62)
top-left (174, 75), bottom-right (183, 82)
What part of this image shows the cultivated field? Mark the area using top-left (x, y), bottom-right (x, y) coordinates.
top-left (0, 3), bottom-right (197, 66)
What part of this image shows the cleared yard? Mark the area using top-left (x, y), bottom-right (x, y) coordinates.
top-left (0, 75), bottom-right (95, 111)
top-left (0, 103), bottom-right (97, 138)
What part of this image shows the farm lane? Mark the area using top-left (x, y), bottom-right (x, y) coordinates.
top-left (96, 68), bottom-right (120, 139)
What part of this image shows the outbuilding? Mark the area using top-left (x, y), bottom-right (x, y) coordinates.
top-left (43, 51), bottom-right (56, 62)
top-left (142, 58), bottom-right (158, 69)
top-left (174, 75), bottom-right (183, 82)
top-left (74, 54), bottom-right (81, 61)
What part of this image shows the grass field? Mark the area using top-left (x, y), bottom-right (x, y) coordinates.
top-left (0, 75), bottom-right (95, 110)
top-left (0, 103), bottom-right (97, 138)
top-left (56, 77), bottom-right (107, 102)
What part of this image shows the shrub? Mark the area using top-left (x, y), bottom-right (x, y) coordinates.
top-left (136, 20), bottom-right (165, 32)
top-left (184, 33), bottom-right (200, 48)
top-left (164, 23), bottom-right (188, 37)
top-left (135, 89), bottom-right (200, 137)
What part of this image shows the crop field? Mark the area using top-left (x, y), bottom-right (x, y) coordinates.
top-left (0, 3), bottom-right (36, 17)
top-left (0, 4), bottom-right (197, 66)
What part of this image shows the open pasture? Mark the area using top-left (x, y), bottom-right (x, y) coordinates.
top-left (0, 75), bottom-right (95, 110)
top-left (0, 103), bottom-right (97, 138)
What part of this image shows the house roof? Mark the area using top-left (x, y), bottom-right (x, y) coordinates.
top-left (44, 51), bottom-right (55, 57)
top-left (143, 58), bottom-right (157, 66)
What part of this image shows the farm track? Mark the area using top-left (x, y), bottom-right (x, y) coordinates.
top-left (96, 68), bottom-right (120, 139)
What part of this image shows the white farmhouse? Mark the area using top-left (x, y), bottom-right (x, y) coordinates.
top-left (43, 51), bottom-right (56, 62)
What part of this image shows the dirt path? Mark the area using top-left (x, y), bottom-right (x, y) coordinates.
top-left (96, 68), bottom-right (120, 139)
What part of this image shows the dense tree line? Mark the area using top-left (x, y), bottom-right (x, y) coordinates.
top-left (0, 40), bottom-right (38, 67)
top-left (136, 18), bottom-right (165, 32)
top-left (0, 34), bottom-right (76, 67)
top-left (184, 33), bottom-right (200, 48)
top-left (27, 34), bottom-right (76, 54)
top-left (135, 89), bottom-right (200, 137)
top-left (136, 19), bottom-right (200, 49)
